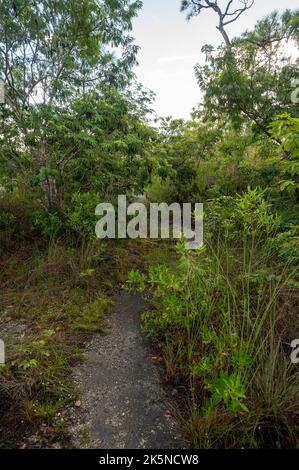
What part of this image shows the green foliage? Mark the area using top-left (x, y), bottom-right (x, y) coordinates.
top-left (129, 188), bottom-right (299, 447)
top-left (266, 225), bottom-right (299, 265)
top-left (0, 0), bottom-right (298, 450)
top-left (2, 328), bottom-right (74, 415)
top-left (269, 114), bottom-right (299, 197)
top-left (205, 188), bottom-right (280, 241)
top-left (194, 11), bottom-right (299, 136)
top-left (0, 188), bottom-right (36, 249)
top-left (0, 0), bottom-right (144, 207)
top-left (150, 118), bottom-right (221, 203)
top-left (206, 372), bottom-right (249, 415)
top-left (235, 188), bottom-right (280, 236)
top-left (126, 270), bottom-right (146, 292)
top-left (33, 209), bottom-right (65, 239)
top-left (145, 176), bottom-right (176, 204)
top-left (64, 192), bottom-right (101, 240)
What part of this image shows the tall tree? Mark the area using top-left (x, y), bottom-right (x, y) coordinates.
top-left (194, 10), bottom-right (299, 139)
top-left (0, 0), bottom-right (142, 207)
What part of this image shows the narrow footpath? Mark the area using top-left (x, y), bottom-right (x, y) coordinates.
top-left (70, 291), bottom-right (186, 449)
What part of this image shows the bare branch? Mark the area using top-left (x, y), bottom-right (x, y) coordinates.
top-left (223, 0), bottom-right (255, 26)
top-left (182, 0), bottom-right (255, 46)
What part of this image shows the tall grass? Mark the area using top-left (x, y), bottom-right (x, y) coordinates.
top-left (127, 189), bottom-right (299, 448)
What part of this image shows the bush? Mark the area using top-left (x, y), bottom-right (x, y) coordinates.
top-left (64, 191), bottom-right (101, 240)
top-left (205, 188), bottom-right (280, 242)
top-left (32, 192), bottom-right (102, 241)
top-left (145, 176), bottom-right (176, 204)
top-left (33, 210), bottom-right (65, 239)
top-left (0, 188), bottom-right (36, 249)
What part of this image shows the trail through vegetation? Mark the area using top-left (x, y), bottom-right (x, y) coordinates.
top-left (0, 0), bottom-right (298, 449)
top-left (68, 291), bottom-right (185, 449)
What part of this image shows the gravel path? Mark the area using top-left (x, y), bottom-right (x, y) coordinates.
top-left (70, 291), bottom-right (185, 449)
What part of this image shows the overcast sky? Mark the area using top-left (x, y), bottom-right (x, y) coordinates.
top-left (132, 0), bottom-right (298, 119)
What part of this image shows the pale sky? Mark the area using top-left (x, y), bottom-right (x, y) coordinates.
top-left (132, 0), bottom-right (298, 119)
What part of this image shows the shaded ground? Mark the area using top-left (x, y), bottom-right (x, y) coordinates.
top-left (68, 291), bottom-right (186, 449)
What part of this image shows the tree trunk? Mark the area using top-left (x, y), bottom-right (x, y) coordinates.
top-left (217, 23), bottom-right (231, 47)
top-left (41, 175), bottom-right (58, 210)
top-left (39, 141), bottom-right (58, 210)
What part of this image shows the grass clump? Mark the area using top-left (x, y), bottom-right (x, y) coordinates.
top-left (67, 295), bottom-right (112, 332)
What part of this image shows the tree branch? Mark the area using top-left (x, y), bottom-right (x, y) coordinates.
top-left (183, 0), bottom-right (255, 46)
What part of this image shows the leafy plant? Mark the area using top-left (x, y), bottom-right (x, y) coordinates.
top-left (205, 372), bottom-right (249, 415)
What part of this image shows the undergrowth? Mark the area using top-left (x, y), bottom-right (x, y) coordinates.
top-left (0, 238), bottom-right (115, 446)
top-left (127, 188), bottom-right (299, 448)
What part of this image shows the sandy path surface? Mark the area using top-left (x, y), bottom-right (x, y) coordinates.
top-left (70, 291), bottom-right (185, 449)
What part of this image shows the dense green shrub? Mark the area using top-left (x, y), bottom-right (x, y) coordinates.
top-left (33, 210), bottom-right (65, 239)
top-left (205, 188), bottom-right (280, 241)
top-left (63, 192), bottom-right (101, 240)
top-left (0, 189), bottom-right (36, 248)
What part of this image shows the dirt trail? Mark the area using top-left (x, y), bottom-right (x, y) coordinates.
top-left (70, 291), bottom-right (185, 449)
